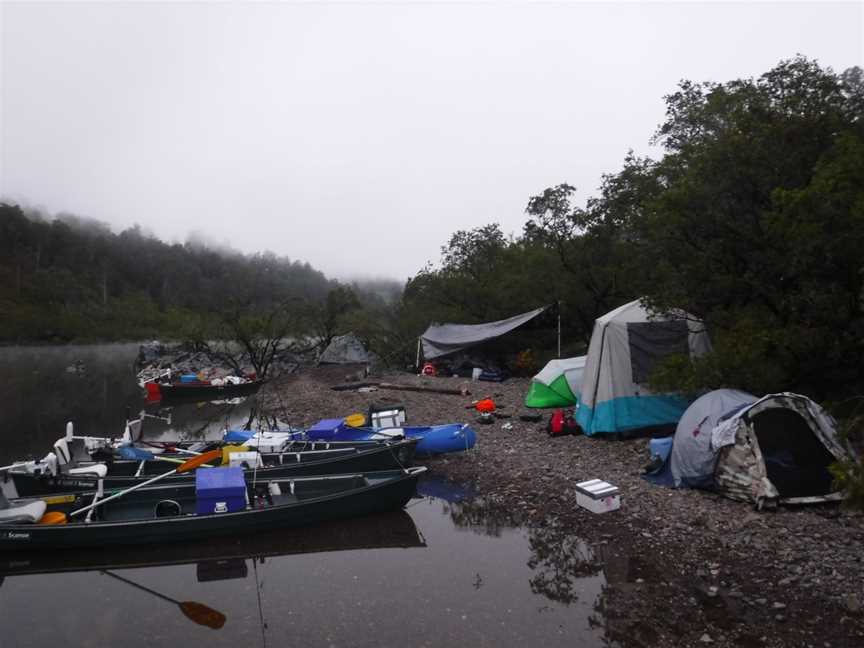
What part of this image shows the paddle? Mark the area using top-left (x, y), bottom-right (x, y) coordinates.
top-left (69, 449), bottom-right (222, 519)
top-left (101, 570), bottom-right (226, 629)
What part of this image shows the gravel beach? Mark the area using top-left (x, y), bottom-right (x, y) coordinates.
top-left (264, 367), bottom-right (864, 648)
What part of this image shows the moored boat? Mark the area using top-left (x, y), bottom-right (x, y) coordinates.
top-left (0, 467), bottom-right (426, 551)
top-left (0, 508), bottom-right (426, 577)
top-left (147, 378), bottom-right (264, 402)
top-left (6, 438), bottom-right (418, 497)
top-left (300, 423), bottom-right (478, 456)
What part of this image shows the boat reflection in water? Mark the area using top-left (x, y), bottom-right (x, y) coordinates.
top-left (414, 472), bottom-right (478, 504)
top-left (0, 509), bottom-right (424, 579)
top-left (0, 510), bottom-right (424, 631)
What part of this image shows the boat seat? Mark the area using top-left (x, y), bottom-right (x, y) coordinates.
top-left (67, 464), bottom-right (108, 478)
top-left (53, 437), bottom-right (107, 478)
top-left (0, 492), bottom-right (47, 524)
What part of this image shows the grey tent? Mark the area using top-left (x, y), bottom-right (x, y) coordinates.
top-left (670, 389), bottom-right (757, 488)
top-left (670, 391), bottom-right (855, 507)
top-left (318, 333), bottom-right (371, 365)
top-left (420, 306), bottom-right (550, 360)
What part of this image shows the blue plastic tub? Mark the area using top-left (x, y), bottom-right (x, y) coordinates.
top-left (195, 467), bottom-right (246, 515)
top-left (648, 436), bottom-right (674, 462)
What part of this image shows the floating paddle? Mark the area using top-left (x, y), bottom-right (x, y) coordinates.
top-left (102, 570), bottom-right (226, 629)
top-left (69, 449), bottom-right (222, 519)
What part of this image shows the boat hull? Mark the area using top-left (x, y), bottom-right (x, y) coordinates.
top-left (0, 468), bottom-right (425, 551)
top-left (9, 440), bottom-right (417, 496)
top-left (302, 423), bottom-right (477, 456)
top-left (153, 379), bottom-right (264, 402)
top-left (0, 509), bottom-right (425, 576)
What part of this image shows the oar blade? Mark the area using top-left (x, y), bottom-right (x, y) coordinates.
top-left (176, 449), bottom-right (222, 474)
top-left (179, 601), bottom-right (226, 629)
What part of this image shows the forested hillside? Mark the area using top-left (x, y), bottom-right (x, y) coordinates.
top-left (0, 204), bottom-right (376, 343)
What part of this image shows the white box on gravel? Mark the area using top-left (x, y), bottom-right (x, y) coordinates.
top-left (575, 479), bottom-right (620, 514)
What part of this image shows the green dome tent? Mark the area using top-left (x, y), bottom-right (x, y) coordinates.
top-left (525, 356), bottom-right (586, 408)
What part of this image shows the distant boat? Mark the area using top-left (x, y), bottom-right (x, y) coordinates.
top-left (0, 467), bottom-right (426, 551)
top-left (145, 378), bottom-right (264, 403)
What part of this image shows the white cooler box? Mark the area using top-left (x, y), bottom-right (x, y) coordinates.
top-left (575, 479), bottom-right (620, 514)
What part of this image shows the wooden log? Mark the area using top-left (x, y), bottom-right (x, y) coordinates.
top-left (330, 381), bottom-right (381, 392)
top-left (378, 382), bottom-right (470, 396)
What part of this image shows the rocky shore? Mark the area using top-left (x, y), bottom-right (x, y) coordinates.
top-left (264, 368), bottom-right (864, 647)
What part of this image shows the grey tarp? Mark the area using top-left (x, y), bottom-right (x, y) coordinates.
top-left (420, 306), bottom-right (549, 360)
top-left (319, 333), bottom-right (371, 364)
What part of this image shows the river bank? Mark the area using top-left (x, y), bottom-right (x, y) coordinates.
top-left (265, 367), bottom-right (864, 648)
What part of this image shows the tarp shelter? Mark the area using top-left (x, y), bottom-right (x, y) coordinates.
top-left (318, 333), bottom-right (371, 365)
top-left (657, 391), bottom-right (855, 506)
top-left (525, 356), bottom-right (586, 408)
top-left (419, 306), bottom-right (550, 360)
top-left (576, 299), bottom-right (712, 436)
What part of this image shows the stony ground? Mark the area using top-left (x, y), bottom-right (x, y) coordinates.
top-left (263, 367), bottom-right (864, 648)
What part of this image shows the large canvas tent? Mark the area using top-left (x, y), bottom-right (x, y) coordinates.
top-left (664, 391), bottom-right (854, 506)
top-left (419, 305), bottom-right (550, 360)
top-left (576, 299), bottom-right (712, 436)
top-left (525, 356), bottom-right (586, 408)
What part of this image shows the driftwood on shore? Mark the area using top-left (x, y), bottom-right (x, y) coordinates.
top-left (330, 381), bottom-right (470, 396)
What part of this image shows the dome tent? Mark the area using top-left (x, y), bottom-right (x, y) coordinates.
top-left (318, 333), bottom-right (371, 365)
top-left (576, 299), bottom-right (712, 436)
top-left (524, 356), bottom-right (586, 408)
top-left (670, 389), bottom-right (758, 489)
top-left (710, 393), bottom-right (854, 506)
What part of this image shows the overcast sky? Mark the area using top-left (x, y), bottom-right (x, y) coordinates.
top-left (1, 1), bottom-right (861, 281)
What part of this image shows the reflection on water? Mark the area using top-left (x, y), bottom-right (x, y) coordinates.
top-left (0, 345), bottom-right (613, 647)
top-left (0, 343), bottom-right (143, 463)
top-left (0, 344), bottom-right (276, 463)
top-left (0, 474), bottom-right (613, 647)
top-left (440, 486), bottom-right (604, 605)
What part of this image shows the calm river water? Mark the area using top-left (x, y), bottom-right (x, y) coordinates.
top-left (0, 344), bottom-right (612, 647)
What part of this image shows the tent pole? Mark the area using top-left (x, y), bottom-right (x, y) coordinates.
top-left (557, 301), bottom-right (562, 358)
top-left (416, 338), bottom-right (421, 372)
